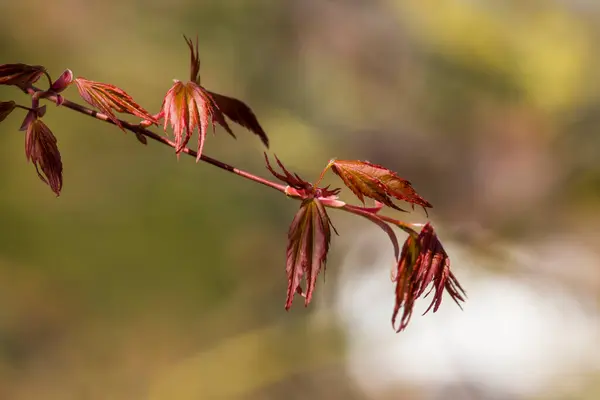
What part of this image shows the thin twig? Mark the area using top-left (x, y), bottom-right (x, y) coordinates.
top-left (27, 86), bottom-right (287, 194)
top-left (26, 87), bottom-right (422, 226)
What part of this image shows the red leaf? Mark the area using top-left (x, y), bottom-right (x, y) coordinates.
top-left (74, 77), bottom-right (158, 130)
top-left (25, 119), bottom-right (63, 196)
top-left (392, 223), bottom-right (465, 331)
top-left (0, 101), bottom-right (16, 123)
top-left (158, 80), bottom-right (220, 160)
top-left (330, 160), bottom-right (432, 213)
top-left (286, 198), bottom-right (336, 309)
top-left (158, 80), bottom-right (270, 161)
top-left (184, 35), bottom-right (201, 84)
top-left (156, 37), bottom-right (269, 155)
top-left (392, 233), bottom-right (420, 331)
top-left (158, 37), bottom-right (269, 151)
top-left (207, 90), bottom-right (269, 148)
top-left (0, 64), bottom-right (46, 87)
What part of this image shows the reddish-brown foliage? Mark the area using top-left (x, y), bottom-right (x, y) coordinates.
top-left (0, 63), bottom-right (46, 88)
top-left (74, 77), bottom-right (158, 129)
top-left (286, 198), bottom-right (336, 309)
top-left (0, 36), bottom-right (466, 332)
top-left (207, 90), bottom-right (269, 147)
top-left (24, 118), bottom-right (63, 196)
top-left (330, 159), bottom-right (432, 213)
top-left (156, 36), bottom-right (269, 160)
top-left (393, 223), bottom-right (466, 331)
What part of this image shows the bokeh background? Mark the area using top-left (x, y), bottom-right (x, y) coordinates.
top-left (1, 1), bottom-right (600, 399)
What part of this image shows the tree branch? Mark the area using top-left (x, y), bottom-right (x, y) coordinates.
top-left (27, 86), bottom-right (288, 194)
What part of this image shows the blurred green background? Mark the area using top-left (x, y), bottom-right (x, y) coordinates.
top-left (1, 1), bottom-right (599, 399)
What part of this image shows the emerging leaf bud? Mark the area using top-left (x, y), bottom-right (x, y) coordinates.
top-left (330, 160), bottom-right (432, 214)
top-left (50, 69), bottom-right (74, 93)
top-left (155, 37), bottom-right (269, 160)
top-left (49, 69), bottom-right (74, 105)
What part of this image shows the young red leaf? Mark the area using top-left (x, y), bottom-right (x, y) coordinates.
top-left (392, 233), bottom-right (420, 331)
top-left (207, 90), bottom-right (269, 148)
top-left (156, 36), bottom-right (269, 158)
top-left (392, 223), bottom-right (465, 331)
top-left (286, 198), bottom-right (336, 310)
top-left (25, 119), bottom-right (63, 196)
top-left (184, 35), bottom-right (201, 84)
top-left (0, 63), bottom-right (46, 87)
top-left (158, 80), bottom-right (224, 160)
top-left (0, 101), bottom-right (16, 123)
top-left (74, 77), bottom-right (158, 130)
top-left (330, 160), bottom-right (432, 213)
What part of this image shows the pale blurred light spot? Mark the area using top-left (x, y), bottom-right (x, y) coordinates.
top-left (335, 231), bottom-right (600, 398)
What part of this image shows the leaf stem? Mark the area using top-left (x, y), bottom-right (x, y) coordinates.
top-left (42, 70), bottom-right (53, 88)
top-left (25, 86), bottom-right (426, 231)
top-left (313, 159), bottom-right (334, 187)
top-left (26, 86), bottom-right (287, 194)
top-left (14, 104), bottom-right (36, 112)
top-left (342, 203), bottom-right (420, 236)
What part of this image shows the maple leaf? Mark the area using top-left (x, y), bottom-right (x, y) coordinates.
top-left (156, 36), bottom-right (269, 160)
top-left (392, 223), bottom-right (465, 331)
top-left (74, 77), bottom-right (158, 130)
top-left (0, 101), bottom-right (16, 123)
top-left (25, 118), bottom-right (63, 196)
top-left (329, 160), bottom-right (432, 214)
top-left (286, 198), bottom-right (337, 310)
top-left (0, 63), bottom-right (46, 88)
top-left (207, 90), bottom-right (269, 148)
top-left (158, 80), bottom-right (215, 158)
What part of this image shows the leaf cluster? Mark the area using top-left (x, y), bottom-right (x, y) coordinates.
top-left (0, 36), bottom-right (465, 332)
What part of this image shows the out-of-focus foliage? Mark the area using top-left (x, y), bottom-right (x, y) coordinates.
top-left (1, 0), bottom-right (599, 399)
